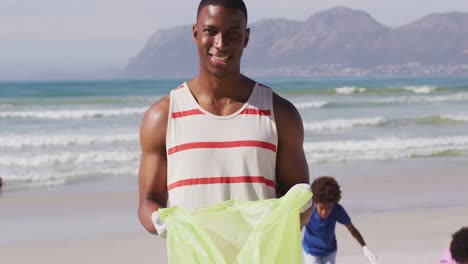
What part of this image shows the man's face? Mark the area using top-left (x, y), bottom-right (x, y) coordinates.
top-left (193, 5), bottom-right (249, 78)
top-left (315, 202), bottom-right (335, 220)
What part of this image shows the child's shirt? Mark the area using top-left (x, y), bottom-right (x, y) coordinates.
top-left (302, 203), bottom-right (351, 256)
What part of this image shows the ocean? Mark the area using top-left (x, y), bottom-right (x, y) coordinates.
top-left (1, 76), bottom-right (467, 191)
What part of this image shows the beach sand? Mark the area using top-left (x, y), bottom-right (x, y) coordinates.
top-left (0, 157), bottom-right (467, 264)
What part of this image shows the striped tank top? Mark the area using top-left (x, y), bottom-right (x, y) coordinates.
top-left (166, 82), bottom-right (278, 211)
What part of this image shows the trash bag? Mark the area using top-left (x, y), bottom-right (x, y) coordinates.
top-left (158, 184), bottom-right (312, 264)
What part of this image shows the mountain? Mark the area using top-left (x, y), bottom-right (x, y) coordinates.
top-left (123, 25), bottom-right (198, 79)
top-left (121, 7), bottom-right (468, 78)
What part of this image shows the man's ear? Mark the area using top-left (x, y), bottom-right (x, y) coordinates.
top-left (244, 28), bottom-right (250, 48)
top-left (193, 24), bottom-right (199, 44)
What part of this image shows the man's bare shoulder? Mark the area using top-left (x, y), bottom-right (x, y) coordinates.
top-left (140, 95), bottom-right (170, 150)
top-left (142, 95), bottom-right (170, 129)
top-left (272, 92), bottom-right (302, 126)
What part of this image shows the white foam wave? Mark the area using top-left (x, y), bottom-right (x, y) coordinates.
top-left (23, 179), bottom-right (68, 188)
top-left (0, 150), bottom-right (140, 167)
top-left (1, 165), bottom-right (139, 183)
top-left (404, 85), bottom-right (438, 94)
top-left (294, 101), bottom-right (328, 110)
top-left (303, 117), bottom-right (386, 131)
top-left (304, 135), bottom-right (468, 163)
top-left (0, 133), bottom-right (139, 149)
top-left (377, 93), bottom-right (468, 104)
top-left (441, 115), bottom-right (468, 122)
top-left (0, 107), bottom-right (147, 120)
top-left (335, 86), bottom-right (367, 94)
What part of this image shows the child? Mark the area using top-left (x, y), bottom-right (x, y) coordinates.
top-left (302, 176), bottom-right (377, 264)
top-left (440, 226), bottom-right (468, 264)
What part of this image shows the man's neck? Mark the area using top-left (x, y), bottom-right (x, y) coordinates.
top-left (186, 72), bottom-right (255, 116)
top-left (191, 72), bottom-right (250, 101)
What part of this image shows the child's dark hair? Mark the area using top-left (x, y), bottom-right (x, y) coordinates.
top-left (450, 226), bottom-right (468, 263)
top-left (311, 176), bottom-right (342, 204)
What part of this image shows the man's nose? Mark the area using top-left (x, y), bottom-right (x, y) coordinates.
top-left (214, 33), bottom-right (227, 50)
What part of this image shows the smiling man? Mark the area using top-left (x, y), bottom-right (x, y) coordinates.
top-left (138, 0), bottom-right (311, 237)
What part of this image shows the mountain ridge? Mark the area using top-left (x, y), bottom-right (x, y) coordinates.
top-left (122, 7), bottom-right (468, 78)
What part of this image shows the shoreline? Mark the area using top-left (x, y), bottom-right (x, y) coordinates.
top-left (0, 156), bottom-right (467, 263)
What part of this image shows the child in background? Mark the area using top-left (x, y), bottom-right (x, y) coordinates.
top-left (440, 226), bottom-right (468, 264)
top-left (302, 176), bottom-right (377, 264)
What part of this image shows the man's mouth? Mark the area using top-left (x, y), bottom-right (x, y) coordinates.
top-left (210, 54), bottom-right (230, 65)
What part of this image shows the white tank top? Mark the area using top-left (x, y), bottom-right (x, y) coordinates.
top-left (166, 82), bottom-right (278, 211)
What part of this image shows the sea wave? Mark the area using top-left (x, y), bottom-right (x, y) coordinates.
top-left (376, 93), bottom-right (468, 104)
top-left (318, 92), bottom-right (468, 109)
top-left (0, 107), bottom-right (147, 120)
top-left (0, 104), bottom-right (12, 109)
top-left (290, 92), bottom-right (468, 112)
top-left (335, 86), bottom-right (367, 94)
top-left (440, 115), bottom-right (468, 122)
top-left (293, 101), bottom-right (328, 110)
top-left (404, 85), bottom-right (439, 94)
top-left (304, 135), bottom-right (468, 163)
top-left (294, 101), bottom-right (329, 110)
top-left (0, 133), bottom-right (139, 148)
top-left (277, 84), bottom-right (463, 95)
top-left (303, 117), bottom-right (386, 131)
top-left (411, 115), bottom-right (468, 124)
top-left (1, 165), bottom-right (139, 187)
top-left (0, 150), bottom-right (140, 167)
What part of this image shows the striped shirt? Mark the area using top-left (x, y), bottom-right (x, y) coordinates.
top-left (166, 82), bottom-right (278, 210)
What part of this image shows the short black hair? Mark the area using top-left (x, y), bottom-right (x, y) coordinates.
top-left (311, 176), bottom-right (342, 204)
top-left (197, 0), bottom-right (248, 23)
top-left (451, 227), bottom-right (468, 263)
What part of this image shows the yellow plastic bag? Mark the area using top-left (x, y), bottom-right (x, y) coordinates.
top-left (158, 184), bottom-right (312, 264)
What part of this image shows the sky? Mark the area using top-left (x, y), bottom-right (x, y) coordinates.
top-left (2, 0), bottom-right (468, 80)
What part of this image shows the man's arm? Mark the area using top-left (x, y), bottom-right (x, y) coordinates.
top-left (273, 92), bottom-right (312, 225)
top-left (138, 96), bottom-right (170, 235)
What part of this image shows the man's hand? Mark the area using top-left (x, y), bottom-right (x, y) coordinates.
top-left (288, 183), bottom-right (313, 227)
top-left (151, 211), bottom-right (167, 238)
top-left (297, 184), bottom-right (312, 213)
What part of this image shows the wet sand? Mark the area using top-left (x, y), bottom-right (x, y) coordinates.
top-left (0, 157), bottom-right (467, 263)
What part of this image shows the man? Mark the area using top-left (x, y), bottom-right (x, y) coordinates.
top-left (138, 0), bottom-right (311, 236)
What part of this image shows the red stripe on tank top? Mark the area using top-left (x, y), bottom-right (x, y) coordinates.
top-left (175, 84), bottom-right (185, 90)
top-left (168, 140), bottom-right (277, 155)
top-left (240, 108), bottom-right (271, 116)
top-left (172, 108), bottom-right (270, 118)
top-left (167, 176), bottom-right (275, 191)
top-left (172, 109), bottom-right (204, 118)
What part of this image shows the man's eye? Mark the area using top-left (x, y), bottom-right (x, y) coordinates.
top-left (204, 29), bottom-right (215, 34)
